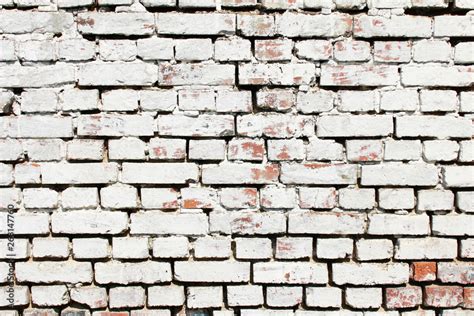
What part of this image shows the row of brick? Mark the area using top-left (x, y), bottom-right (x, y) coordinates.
top-left (2, 236), bottom-right (473, 260)
top-left (3, 88), bottom-right (473, 114)
top-left (1, 211), bottom-right (472, 236)
top-left (1, 63), bottom-right (473, 87)
top-left (1, 185), bottom-right (473, 212)
top-left (1, 11), bottom-right (472, 37)
top-left (1, 38), bottom-right (472, 64)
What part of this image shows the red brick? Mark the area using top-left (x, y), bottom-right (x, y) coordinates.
top-left (464, 287), bottom-right (474, 308)
top-left (385, 286), bottom-right (422, 309)
top-left (424, 286), bottom-right (463, 308)
top-left (411, 262), bottom-right (436, 282)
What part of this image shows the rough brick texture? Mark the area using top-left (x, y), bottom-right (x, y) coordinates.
top-left (0, 0), bottom-right (473, 314)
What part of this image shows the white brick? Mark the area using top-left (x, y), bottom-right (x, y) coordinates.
top-left (158, 115), bottom-right (234, 137)
top-left (178, 89), bottom-right (215, 111)
top-left (378, 188), bottom-right (415, 210)
top-left (298, 187), bottom-right (337, 209)
top-left (395, 238), bottom-right (457, 259)
top-left (267, 286), bottom-right (302, 307)
top-left (276, 237), bottom-right (312, 259)
top-left (332, 263), bottom-right (409, 285)
top-left (99, 40), bottom-right (136, 61)
top-left (254, 262), bottom-right (328, 284)
top-left (109, 287), bottom-right (145, 308)
top-left (32, 238), bottom-right (69, 259)
top-left (361, 163), bottom-right (438, 186)
top-left (420, 90), bottom-right (457, 112)
top-left (101, 184), bottom-right (138, 209)
top-left (141, 188), bottom-right (178, 209)
top-left (194, 236), bottom-right (231, 259)
top-left (317, 238), bottom-right (352, 259)
top-left (443, 166), bottom-right (474, 187)
top-left (58, 39), bottom-right (95, 61)
top-left (384, 140), bottom-right (422, 161)
top-left (289, 211), bottom-right (366, 235)
top-left (113, 237), bottom-right (149, 259)
top-left (235, 238), bottom-right (272, 259)
top-left (320, 65), bottom-right (398, 87)
top-left (153, 237), bottom-right (189, 258)
top-left (216, 90), bottom-right (252, 113)
top-left (276, 12), bottom-right (352, 37)
top-left (52, 211), bottom-right (128, 235)
top-left (305, 287), bottom-right (342, 308)
top-left (101, 89), bottom-right (138, 112)
top-left (122, 163), bottom-right (198, 184)
top-left (41, 162), bottom-right (118, 184)
top-left (281, 163), bottom-right (357, 185)
top-left (457, 192), bottom-right (474, 213)
top-left (227, 285), bottom-right (263, 307)
top-left (148, 285), bottom-right (185, 307)
top-left (21, 89), bottom-right (57, 113)
top-left (157, 13), bottom-right (235, 35)
top-left (175, 39), bottom-right (213, 61)
top-left (175, 261), bottom-right (250, 283)
top-left (368, 214), bottom-right (430, 236)
top-left (78, 62), bottom-right (157, 86)
top-left (95, 261), bottom-right (171, 284)
top-left (423, 140), bottom-right (459, 162)
top-left (66, 139), bottom-right (104, 161)
top-left (297, 90), bottom-right (334, 114)
top-left (73, 238), bottom-right (109, 260)
top-left (62, 187), bottom-right (98, 209)
top-left (295, 40), bottom-right (332, 61)
top-left (108, 138), bottom-right (146, 160)
top-left (434, 16), bottom-right (474, 37)
top-left (432, 214), bottom-right (474, 236)
top-left (460, 239), bottom-right (474, 258)
top-left (380, 89), bottom-right (418, 112)
top-left (137, 38), bottom-right (174, 61)
top-left (22, 139), bottom-right (64, 161)
top-left (401, 65), bottom-right (474, 87)
top-left (23, 188), bottom-right (58, 209)
top-left (338, 90), bottom-right (378, 112)
top-left (0, 212), bottom-right (49, 235)
top-left (78, 12), bottom-right (155, 35)
top-left (413, 40), bottom-right (451, 62)
top-left (346, 287), bottom-right (382, 309)
top-left (454, 42), bottom-right (474, 64)
top-left (31, 285), bottom-right (69, 306)
top-left (459, 140), bottom-right (474, 162)
top-left (18, 40), bottom-right (56, 62)
top-left (339, 188), bottom-right (375, 210)
top-left (306, 140), bottom-right (344, 161)
top-left (61, 89), bottom-right (99, 112)
top-left (70, 287), bottom-right (107, 309)
top-left (187, 286), bottom-right (222, 308)
top-left (131, 212), bottom-right (208, 236)
top-left (356, 239), bottom-right (393, 261)
top-left (417, 190), bottom-right (454, 211)
top-left (317, 115), bottom-right (393, 137)
top-left (189, 139), bottom-right (226, 161)
top-left (260, 186), bottom-right (297, 209)
top-left (215, 37), bottom-right (252, 61)
top-left (16, 261), bottom-right (92, 284)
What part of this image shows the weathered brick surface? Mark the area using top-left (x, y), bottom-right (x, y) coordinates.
top-left (0, 2), bottom-right (472, 314)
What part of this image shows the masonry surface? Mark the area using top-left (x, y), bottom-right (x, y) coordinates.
top-left (0, 0), bottom-right (473, 314)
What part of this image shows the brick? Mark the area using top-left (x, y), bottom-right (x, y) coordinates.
top-left (67, 139), bottom-right (104, 161)
top-left (380, 89), bottom-right (418, 112)
top-left (276, 237), bottom-right (312, 259)
top-left (306, 140), bottom-right (344, 161)
top-left (77, 12), bottom-right (154, 35)
top-left (386, 287), bottom-right (422, 309)
top-left (413, 40), bottom-right (451, 62)
top-left (21, 89), bottom-right (58, 113)
top-left (231, 211), bottom-right (286, 235)
top-left (305, 287), bottom-right (342, 308)
top-left (122, 163), bottom-right (198, 184)
top-left (0, 11), bottom-right (73, 34)
top-left (137, 38), bottom-right (173, 61)
top-left (395, 238), bottom-right (457, 259)
top-left (235, 238), bottom-right (272, 259)
top-left (58, 39), bottom-right (95, 61)
top-left (141, 188), bottom-right (178, 209)
top-left (31, 285), bottom-right (69, 306)
top-left (52, 211), bottom-right (127, 235)
top-left (157, 114), bottom-right (233, 137)
top-left (316, 238), bottom-right (352, 259)
top-left (401, 65), bottom-right (474, 87)
top-left (354, 15), bottom-right (432, 37)
top-left (454, 42), bottom-right (474, 64)
top-left (23, 188), bottom-right (58, 209)
top-left (417, 190), bottom-right (454, 211)
top-left (339, 188), bottom-right (375, 210)
top-left (461, 239), bottom-right (474, 258)
top-left (61, 89), bottom-right (99, 112)
top-left (267, 139), bottom-right (305, 161)
top-left (227, 285), bottom-right (263, 307)
top-left (160, 63), bottom-right (235, 86)
top-left (78, 62), bottom-right (158, 86)
top-left (425, 286), bottom-right (463, 308)
top-left (175, 262), bottom-right (250, 283)
top-left (297, 90), bottom-right (334, 114)
top-left (438, 262), bottom-right (474, 284)
top-left (345, 287), bottom-right (382, 309)
top-left (378, 188), bottom-right (415, 210)
top-left (432, 214), bottom-right (474, 236)
top-left (220, 188), bottom-right (258, 209)
top-left (95, 261), bottom-right (171, 284)
top-left (253, 262), bottom-right (328, 284)
top-left (281, 163), bottom-right (357, 185)
top-left (298, 187), bottom-right (337, 209)
top-left (194, 236), bottom-right (231, 259)
top-left (149, 138), bottom-right (186, 160)
top-left (109, 287), bottom-right (145, 308)
top-left (32, 237), bottom-right (69, 259)
top-left (442, 166), bottom-right (474, 187)
top-left (334, 40), bottom-right (371, 61)
top-left (157, 13), bottom-right (235, 35)
top-left (112, 237), bottom-right (149, 259)
top-left (72, 238), bottom-right (109, 260)
top-left (276, 12), bottom-right (352, 37)
top-left (460, 140), bottom-right (474, 162)
top-left (338, 90), bottom-right (378, 113)
top-left (289, 211), bottom-right (366, 235)
top-left (423, 140), bottom-right (460, 162)
top-left (255, 39), bottom-right (293, 61)
top-left (237, 14), bottom-right (276, 36)
top-left (317, 115), bottom-right (392, 137)
top-left (189, 139), bottom-right (226, 161)
top-left (257, 89), bottom-right (295, 112)
top-left (130, 212), bottom-right (208, 235)
top-left (332, 263), bottom-right (409, 285)
top-left (384, 140), bottom-right (421, 161)
top-left (368, 214), bottom-right (430, 236)
top-left (458, 192), bottom-right (474, 213)
top-left (101, 89), bottom-right (138, 112)
top-left (41, 162), bottom-right (118, 184)
top-left (320, 65), bottom-right (398, 86)
top-left (153, 237), bottom-right (189, 258)
top-left (267, 286), bottom-right (302, 307)
top-left (215, 37), bottom-right (252, 62)
top-left (356, 239), bottom-right (393, 261)
top-left (374, 41), bottom-right (411, 63)
top-left (434, 16), bottom-right (474, 37)
top-left (182, 187), bottom-right (217, 209)
top-left (202, 163), bottom-right (279, 184)
top-left (99, 40), bottom-right (137, 62)
top-left (148, 285), bottom-right (185, 307)
top-left (412, 261), bottom-right (437, 282)
top-left (239, 63), bottom-right (316, 86)
top-left (361, 163), bottom-right (438, 186)
top-left (346, 140), bottom-right (383, 162)
top-left (0, 212), bottom-right (49, 235)
top-left (0, 116), bottom-right (73, 138)
top-left (0, 188), bottom-right (21, 210)
top-left (216, 90), bottom-right (252, 113)
top-left (228, 138), bottom-right (265, 161)
top-left (238, 113), bottom-right (314, 138)
top-left (22, 139), bottom-right (64, 161)
top-left (295, 40), bottom-right (332, 61)
top-left (16, 261), bottom-right (92, 284)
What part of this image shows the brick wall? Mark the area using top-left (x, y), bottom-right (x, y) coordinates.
top-left (0, 0), bottom-right (473, 314)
